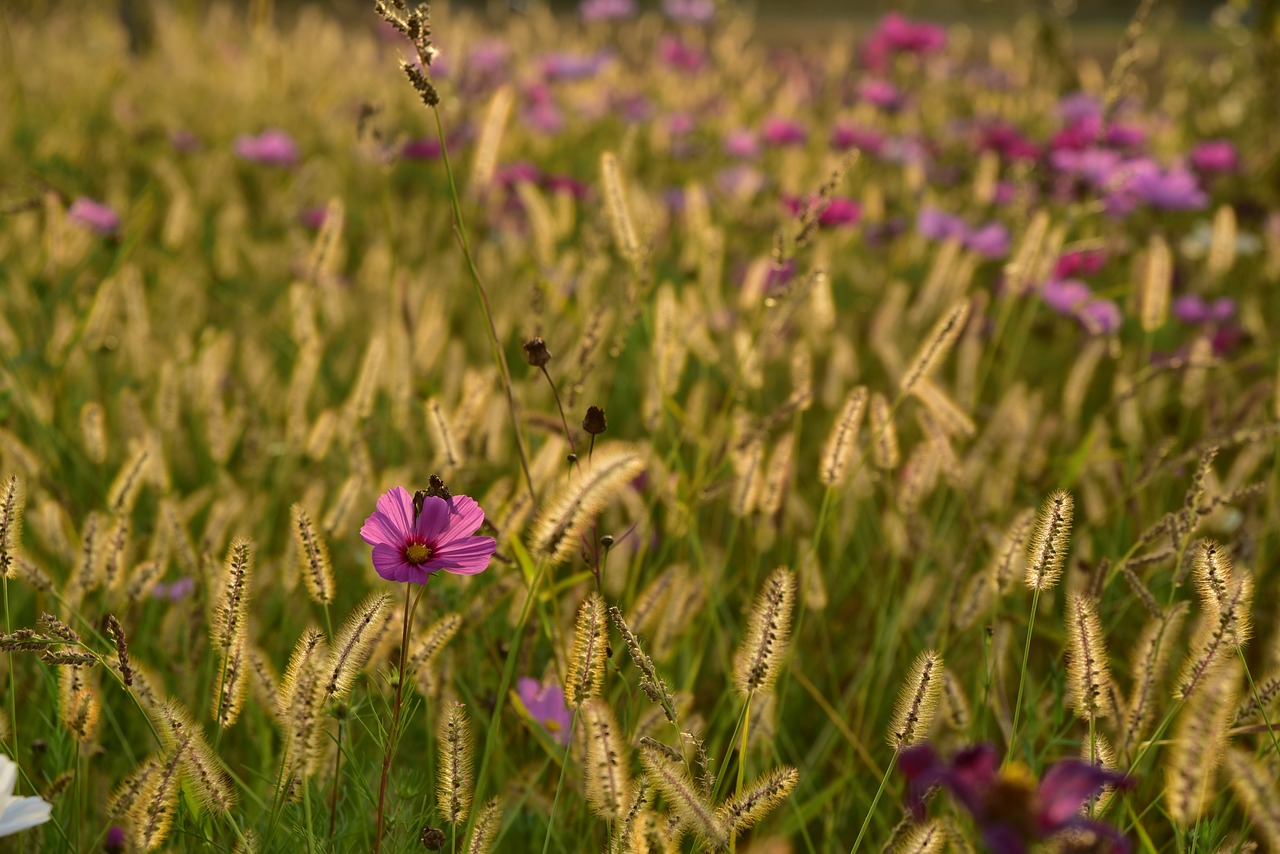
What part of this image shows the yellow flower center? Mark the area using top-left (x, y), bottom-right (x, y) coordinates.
top-left (404, 543), bottom-right (433, 565)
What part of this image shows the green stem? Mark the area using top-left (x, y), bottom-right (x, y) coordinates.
top-left (848, 752), bottom-right (898, 854)
top-left (431, 107), bottom-right (535, 505)
top-left (539, 707), bottom-right (580, 854)
top-left (302, 778), bottom-right (317, 854)
top-left (1007, 587), bottom-right (1043, 764)
top-left (2, 575), bottom-right (16, 777)
top-left (731, 692), bottom-right (753, 854)
top-left (374, 581), bottom-right (427, 854)
top-left (1237, 647), bottom-right (1280, 760)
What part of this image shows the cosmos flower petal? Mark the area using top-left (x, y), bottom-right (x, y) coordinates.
top-left (434, 537), bottom-right (497, 575)
top-left (436, 495), bottom-right (485, 544)
top-left (374, 487), bottom-right (416, 540)
top-left (360, 511), bottom-right (404, 548)
top-left (414, 496), bottom-right (451, 542)
top-left (1036, 760), bottom-right (1129, 827)
top-left (371, 543), bottom-right (416, 582)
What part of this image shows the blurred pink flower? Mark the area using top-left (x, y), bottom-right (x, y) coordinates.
top-left (67, 197), bottom-right (120, 237)
top-left (579, 0), bottom-right (634, 22)
top-left (864, 13), bottom-right (945, 69)
top-left (234, 129), bottom-right (299, 166)
top-left (761, 117), bottom-right (807, 147)
top-left (723, 129), bottom-right (760, 159)
top-left (657, 35), bottom-right (706, 72)
top-left (360, 487), bottom-right (496, 583)
top-left (830, 124), bottom-right (884, 154)
top-left (517, 677), bottom-right (572, 745)
top-left (1190, 140), bottom-right (1238, 174)
top-left (663, 0), bottom-right (715, 24)
top-left (964, 222), bottom-right (1010, 259)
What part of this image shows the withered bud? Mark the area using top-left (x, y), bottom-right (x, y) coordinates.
top-left (583, 406), bottom-right (607, 435)
top-left (523, 337), bottom-right (552, 368)
top-left (427, 474), bottom-right (451, 500)
top-left (420, 825), bottom-right (446, 850)
top-left (600, 535), bottom-right (615, 548)
top-left (413, 490), bottom-right (428, 521)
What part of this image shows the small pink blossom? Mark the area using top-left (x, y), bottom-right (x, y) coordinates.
top-left (234, 129), bottom-right (299, 166)
top-left (360, 487), bottom-right (496, 583)
top-left (517, 678), bottom-right (572, 745)
top-left (67, 197), bottom-right (120, 237)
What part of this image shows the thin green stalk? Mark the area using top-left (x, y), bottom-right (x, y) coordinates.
top-left (1006, 586), bottom-right (1042, 764)
top-left (731, 692), bottom-right (753, 854)
top-left (539, 707), bottom-right (580, 854)
top-left (2, 575), bottom-right (16, 775)
top-left (431, 107), bottom-right (535, 505)
top-left (375, 580), bottom-right (428, 854)
top-left (1237, 647), bottom-right (1280, 760)
top-left (848, 752), bottom-right (897, 854)
top-left (302, 778), bottom-right (317, 854)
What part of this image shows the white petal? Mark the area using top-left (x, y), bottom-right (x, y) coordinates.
top-left (0, 756), bottom-right (15, 797)
top-left (0, 796), bottom-right (52, 836)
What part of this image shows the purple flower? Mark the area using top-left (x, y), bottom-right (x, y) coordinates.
top-left (830, 124), bottom-right (884, 155)
top-left (784, 195), bottom-right (861, 228)
top-left (1124, 160), bottom-right (1207, 211)
top-left (900, 743), bottom-right (1132, 854)
top-left (360, 487), bottom-right (496, 583)
top-left (1053, 250), bottom-right (1107, 279)
top-left (965, 222), bottom-right (1010, 259)
top-left (657, 35), bottom-right (706, 72)
top-left (579, 0), bottom-right (635, 22)
top-left (723, 129), bottom-right (760, 159)
top-left (67, 197), bottom-right (120, 237)
top-left (517, 678), bottom-right (572, 745)
top-left (151, 576), bottom-right (196, 602)
top-left (857, 78), bottom-right (903, 111)
top-left (1058, 92), bottom-right (1102, 124)
top-left (543, 174), bottom-right (590, 199)
top-left (105, 825), bottom-right (127, 854)
top-left (1173, 294), bottom-right (1236, 325)
top-left (1190, 140), bottom-right (1238, 174)
top-left (541, 51), bottom-right (612, 81)
top-left (864, 13), bottom-right (946, 69)
top-left (761, 117), bottom-right (808, 147)
top-left (234, 129), bottom-right (299, 166)
top-left (916, 206), bottom-right (969, 242)
top-left (402, 137), bottom-right (444, 160)
top-left (662, 0), bottom-right (715, 24)
top-left (1105, 123), bottom-right (1147, 150)
top-left (1079, 298), bottom-right (1122, 335)
top-left (978, 123), bottom-right (1039, 161)
top-left (1041, 278), bottom-right (1093, 315)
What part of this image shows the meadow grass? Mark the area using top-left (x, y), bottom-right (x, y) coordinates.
top-left (1, 0), bottom-right (1280, 851)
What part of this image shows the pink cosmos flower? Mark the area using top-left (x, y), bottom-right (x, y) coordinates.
top-left (234, 129), bottom-right (299, 166)
top-left (67, 197), bottom-right (121, 237)
top-left (360, 487), bottom-right (496, 583)
top-left (517, 677), bottom-right (572, 745)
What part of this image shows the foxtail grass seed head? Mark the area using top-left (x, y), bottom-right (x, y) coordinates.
top-left (425, 397), bottom-right (463, 470)
top-left (59, 666), bottom-right (100, 743)
top-left (583, 697), bottom-right (633, 821)
top-left (1065, 593), bottom-right (1113, 720)
top-left (1025, 490), bottom-right (1073, 591)
top-left (324, 592), bottom-right (391, 700)
top-left (128, 747), bottom-right (182, 851)
top-left (466, 797), bottom-right (503, 854)
top-left (1224, 748), bottom-right (1280, 849)
top-left (107, 443), bottom-right (151, 515)
top-left (79, 401), bottom-right (107, 465)
top-left (437, 701), bottom-right (474, 826)
top-left (733, 566), bottom-right (795, 697)
top-left (291, 503), bottom-right (334, 606)
top-left (870, 391), bottom-right (899, 470)
top-left (819, 387), bottom-right (868, 486)
top-left (0, 474), bottom-right (24, 578)
top-left (602, 151), bottom-right (642, 271)
top-left (1139, 234), bottom-right (1172, 332)
top-left (639, 741), bottom-right (727, 849)
top-left (566, 593), bottom-right (608, 707)
top-left (531, 444), bottom-right (644, 565)
top-left (716, 766), bottom-right (798, 843)
top-left (1207, 204), bottom-right (1238, 278)
top-left (211, 537), bottom-right (253, 653)
top-left (1166, 661), bottom-right (1237, 828)
top-left (887, 650), bottom-right (943, 750)
top-left (155, 699), bottom-right (236, 813)
top-left (891, 820), bottom-right (947, 854)
top-left (900, 298), bottom-right (971, 396)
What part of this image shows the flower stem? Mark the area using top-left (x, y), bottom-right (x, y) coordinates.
top-left (2, 575), bottom-right (17, 780)
top-left (328, 716), bottom-right (344, 840)
top-left (1007, 586), bottom-right (1042, 765)
top-left (539, 706), bottom-right (580, 854)
top-left (848, 752), bottom-right (897, 854)
top-left (375, 580), bottom-right (427, 853)
top-left (430, 106), bottom-right (536, 505)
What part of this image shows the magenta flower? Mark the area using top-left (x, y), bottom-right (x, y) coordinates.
top-left (234, 129), bottom-right (299, 166)
top-left (360, 487), bottom-right (496, 583)
top-left (723, 129), bottom-right (761, 159)
top-left (1190, 140), bottom-right (1238, 174)
top-left (67, 197), bottom-right (121, 237)
top-left (900, 743), bottom-right (1132, 854)
top-left (761, 117), bottom-right (808, 147)
top-left (517, 677), bottom-right (572, 745)
top-left (579, 0), bottom-right (635, 22)
top-left (965, 222), bottom-right (1010, 259)
top-left (663, 0), bottom-right (715, 24)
